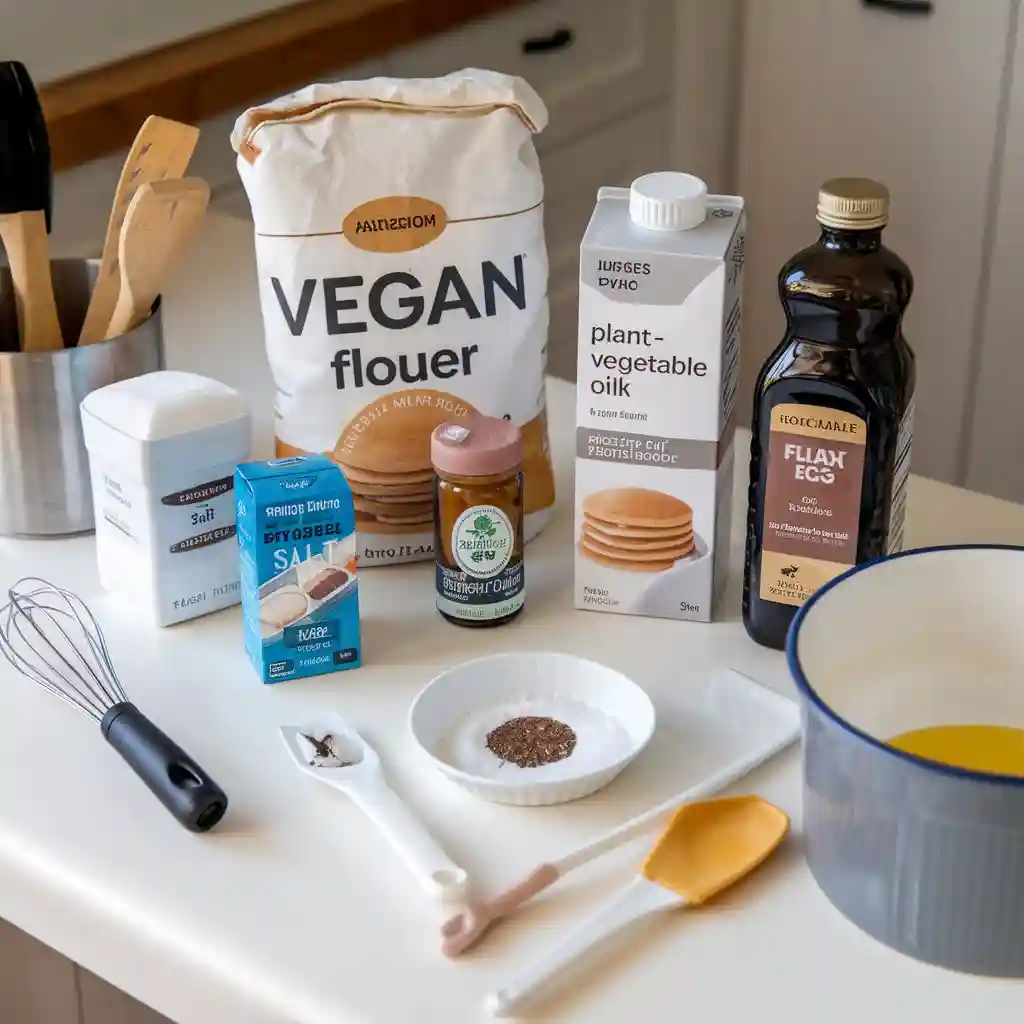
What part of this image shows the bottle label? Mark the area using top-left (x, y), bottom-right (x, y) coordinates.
top-left (437, 504), bottom-right (524, 621)
top-left (886, 393), bottom-right (914, 555)
top-left (759, 404), bottom-right (866, 607)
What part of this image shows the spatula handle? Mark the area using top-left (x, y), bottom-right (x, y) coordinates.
top-left (558, 729), bottom-right (799, 874)
top-left (0, 210), bottom-right (63, 353)
top-left (487, 877), bottom-right (680, 1018)
top-left (351, 777), bottom-right (468, 902)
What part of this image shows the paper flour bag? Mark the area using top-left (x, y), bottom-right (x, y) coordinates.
top-left (231, 69), bottom-right (555, 566)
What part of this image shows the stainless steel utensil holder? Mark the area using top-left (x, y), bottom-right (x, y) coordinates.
top-left (0, 259), bottom-right (164, 536)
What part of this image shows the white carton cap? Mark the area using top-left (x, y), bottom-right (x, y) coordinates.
top-left (629, 172), bottom-right (708, 231)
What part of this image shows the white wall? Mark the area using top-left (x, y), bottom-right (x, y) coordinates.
top-left (1, 0), bottom-right (307, 83)
top-left (736, 0), bottom-right (1015, 486)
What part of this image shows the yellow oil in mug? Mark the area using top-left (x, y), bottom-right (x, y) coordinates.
top-left (888, 725), bottom-right (1024, 776)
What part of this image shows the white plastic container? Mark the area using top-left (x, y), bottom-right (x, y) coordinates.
top-left (81, 370), bottom-right (251, 625)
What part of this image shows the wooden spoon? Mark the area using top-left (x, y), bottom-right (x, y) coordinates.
top-left (0, 210), bottom-right (63, 353)
top-left (103, 178), bottom-right (210, 340)
top-left (78, 115), bottom-right (199, 346)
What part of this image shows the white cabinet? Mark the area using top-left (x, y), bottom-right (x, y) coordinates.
top-left (543, 103), bottom-right (672, 379)
top-left (387, 0), bottom-right (673, 154)
top-left (354, 0), bottom-right (681, 379)
top-left (11, 0), bottom-right (319, 85)
top-left (40, 0), bottom-right (1024, 496)
top-left (963, 12), bottom-right (1024, 503)
top-left (736, 0), bottom-right (1016, 484)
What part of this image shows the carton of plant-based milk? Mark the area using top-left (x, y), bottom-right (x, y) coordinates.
top-left (235, 455), bottom-right (361, 683)
top-left (574, 173), bottom-right (744, 621)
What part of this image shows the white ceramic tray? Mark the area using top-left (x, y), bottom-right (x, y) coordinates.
top-left (410, 660), bottom-right (798, 816)
top-left (584, 667), bottom-right (800, 825)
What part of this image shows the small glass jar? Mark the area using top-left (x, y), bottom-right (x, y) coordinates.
top-left (431, 417), bottom-right (525, 628)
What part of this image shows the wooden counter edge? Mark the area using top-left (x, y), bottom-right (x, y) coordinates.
top-left (39, 0), bottom-right (528, 171)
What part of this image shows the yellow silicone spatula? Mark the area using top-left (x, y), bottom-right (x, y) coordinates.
top-left (487, 795), bottom-right (790, 1018)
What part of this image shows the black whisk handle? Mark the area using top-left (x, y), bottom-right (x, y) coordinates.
top-left (101, 702), bottom-right (228, 832)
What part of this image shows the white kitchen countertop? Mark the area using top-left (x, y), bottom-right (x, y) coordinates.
top-left (2, 215), bottom-right (1023, 1023)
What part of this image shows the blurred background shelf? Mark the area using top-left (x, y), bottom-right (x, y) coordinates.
top-left (39, 0), bottom-right (707, 394)
top-left (11, 0), bottom-right (1024, 494)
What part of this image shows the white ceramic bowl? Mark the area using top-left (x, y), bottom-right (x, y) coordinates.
top-left (408, 652), bottom-right (656, 806)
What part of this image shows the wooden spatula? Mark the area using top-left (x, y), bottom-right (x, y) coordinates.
top-left (78, 115), bottom-right (199, 346)
top-left (103, 177), bottom-right (210, 340)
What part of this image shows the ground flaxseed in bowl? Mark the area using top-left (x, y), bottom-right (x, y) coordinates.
top-left (486, 716), bottom-right (578, 768)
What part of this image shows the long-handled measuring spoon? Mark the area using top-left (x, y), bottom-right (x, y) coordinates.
top-left (487, 794), bottom-right (790, 1018)
top-left (281, 713), bottom-right (469, 903)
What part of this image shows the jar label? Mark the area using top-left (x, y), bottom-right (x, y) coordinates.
top-left (452, 505), bottom-right (515, 578)
top-left (438, 503), bottom-right (523, 621)
top-left (759, 403), bottom-right (866, 607)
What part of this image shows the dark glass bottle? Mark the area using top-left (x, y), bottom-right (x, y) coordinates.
top-left (743, 178), bottom-right (916, 649)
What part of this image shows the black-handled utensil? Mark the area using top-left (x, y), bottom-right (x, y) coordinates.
top-left (0, 578), bottom-right (228, 833)
top-left (102, 703), bottom-right (227, 832)
top-left (0, 62), bottom-right (62, 353)
top-left (0, 62), bottom-right (51, 232)
top-left (862, 0), bottom-right (935, 15)
top-left (521, 27), bottom-right (575, 54)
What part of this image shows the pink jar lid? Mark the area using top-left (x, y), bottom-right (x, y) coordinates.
top-left (431, 416), bottom-right (524, 478)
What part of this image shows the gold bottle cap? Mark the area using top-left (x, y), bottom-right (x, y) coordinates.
top-left (817, 178), bottom-right (890, 230)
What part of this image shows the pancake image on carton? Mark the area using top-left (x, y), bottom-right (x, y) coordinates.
top-left (580, 488), bottom-right (697, 572)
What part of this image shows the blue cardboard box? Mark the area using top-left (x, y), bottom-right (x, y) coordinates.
top-left (235, 455), bottom-right (361, 683)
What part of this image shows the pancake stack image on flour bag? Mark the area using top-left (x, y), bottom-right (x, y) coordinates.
top-left (231, 69), bottom-right (556, 565)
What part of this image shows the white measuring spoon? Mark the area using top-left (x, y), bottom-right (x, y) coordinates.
top-left (281, 713), bottom-right (469, 902)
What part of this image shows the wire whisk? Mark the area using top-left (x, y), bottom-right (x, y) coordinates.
top-left (0, 577), bottom-right (228, 832)
top-left (0, 577), bottom-right (128, 721)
